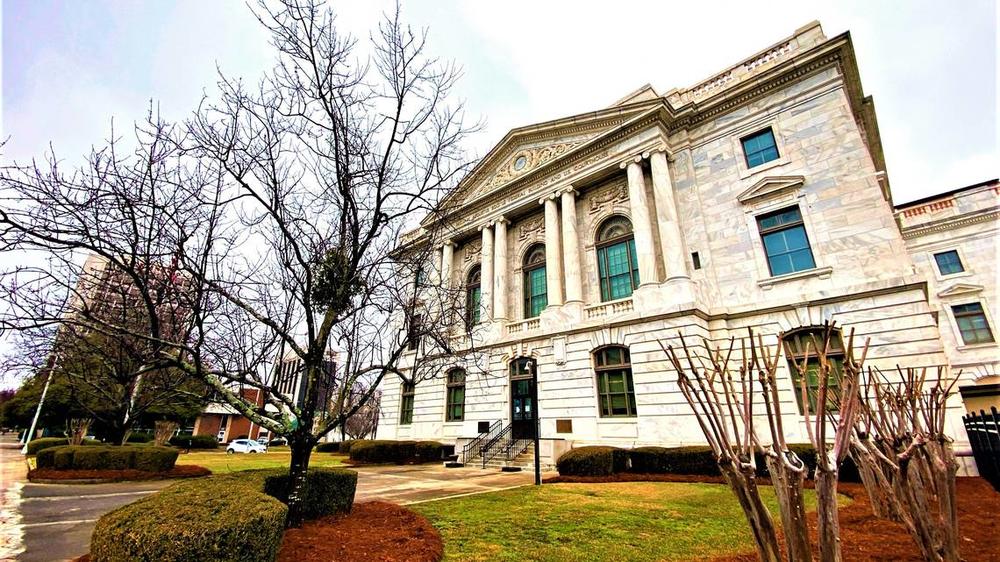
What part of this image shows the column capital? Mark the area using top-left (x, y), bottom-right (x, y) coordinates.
top-left (491, 216), bottom-right (510, 226)
top-left (537, 192), bottom-right (560, 205)
top-left (439, 239), bottom-right (455, 249)
top-left (477, 222), bottom-right (494, 232)
top-left (649, 147), bottom-right (676, 163)
top-left (555, 185), bottom-right (578, 197)
top-left (619, 154), bottom-right (645, 169)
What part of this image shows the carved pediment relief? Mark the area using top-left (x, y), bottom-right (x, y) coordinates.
top-left (937, 283), bottom-right (984, 298)
top-left (475, 140), bottom-right (587, 198)
top-left (462, 239), bottom-right (482, 263)
top-left (737, 175), bottom-right (806, 205)
top-left (588, 178), bottom-right (629, 215)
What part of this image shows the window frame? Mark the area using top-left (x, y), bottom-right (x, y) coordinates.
top-left (595, 216), bottom-right (640, 302)
top-left (951, 302), bottom-right (995, 345)
top-left (781, 327), bottom-right (845, 415)
top-left (445, 369), bottom-right (466, 422)
top-left (399, 382), bottom-right (415, 425)
top-left (741, 127), bottom-right (780, 169)
top-left (593, 346), bottom-right (638, 418)
top-left (522, 244), bottom-right (547, 319)
top-left (406, 313), bottom-right (423, 352)
top-left (756, 205), bottom-right (817, 277)
top-left (932, 249), bottom-right (966, 277)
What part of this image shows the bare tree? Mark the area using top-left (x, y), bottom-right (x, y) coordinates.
top-left (2, 0), bottom-right (478, 528)
top-left (849, 367), bottom-right (961, 562)
top-left (661, 324), bottom-right (869, 562)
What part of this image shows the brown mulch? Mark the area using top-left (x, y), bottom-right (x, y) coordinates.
top-left (552, 474), bottom-right (1000, 562)
top-left (28, 464), bottom-right (211, 483)
top-left (278, 501), bottom-right (443, 562)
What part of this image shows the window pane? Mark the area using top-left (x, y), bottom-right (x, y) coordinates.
top-left (742, 129), bottom-right (779, 168)
top-left (934, 251), bottom-right (964, 275)
top-left (610, 394), bottom-right (628, 416)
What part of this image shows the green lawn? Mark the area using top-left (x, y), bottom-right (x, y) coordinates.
top-left (413, 482), bottom-right (823, 562)
top-left (176, 448), bottom-right (346, 474)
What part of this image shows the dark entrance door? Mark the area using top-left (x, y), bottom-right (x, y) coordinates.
top-left (510, 357), bottom-right (537, 440)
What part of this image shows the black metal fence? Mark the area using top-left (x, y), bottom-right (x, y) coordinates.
top-left (963, 407), bottom-right (1000, 492)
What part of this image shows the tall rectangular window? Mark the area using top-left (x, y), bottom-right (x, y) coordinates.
top-left (406, 313), bottom-right (423, 352)
top-left (524, 266), bottom-right (547, 318)
top-left (597, 238), bottom-right (639, 301)
top-left (445, 369), bottom-right (465, 422)
top-left (594, 346), bottom-right (637, 417)
top-left (399, 382), bottom-right (415, 425)
top-left (934, 250), bottom-right (964, 276)
top-left (741, 128), bottom-right (780, 168)
top-left (757, 206), bottom-right (816, 276)
top-left (952, 303), bottom-right (994, 345)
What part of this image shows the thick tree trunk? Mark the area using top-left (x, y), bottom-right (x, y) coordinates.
top-left (721, 464), bottom-right (781, 562)
top-left (849, 441), bottom-right (906, 523)
top-left (285, 437), bottom-right (313, 528)
top-left (928, 440), bottom-right (960, 562)
top-left (765, 453), bottom-right (812, 562)
top-left (896, 456), bottom-right (943, 562)
top-left (815, 468), bottom-right (842, 562)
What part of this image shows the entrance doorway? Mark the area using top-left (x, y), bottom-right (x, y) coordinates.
top-left (510, 357), bottom-right (537, 440)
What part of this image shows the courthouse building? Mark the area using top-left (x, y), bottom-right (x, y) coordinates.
top-left (377, 22), bottom-right (997, 469)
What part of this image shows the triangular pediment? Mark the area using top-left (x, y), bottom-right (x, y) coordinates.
top-left (434, 103), bottom-right (657, 219)
top-left (737, 175), bottom-right (806, 204)
top-left (937, 283), bottom-right (983, 298)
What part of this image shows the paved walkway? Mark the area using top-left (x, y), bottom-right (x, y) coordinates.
top-left (0, 437), bottom-right (540, 561)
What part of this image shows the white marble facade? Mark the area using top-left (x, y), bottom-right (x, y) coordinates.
top-left (377, 22), bottom-right (988, 468)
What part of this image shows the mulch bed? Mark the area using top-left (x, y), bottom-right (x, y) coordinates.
top-left (28, 464), bottom-right (211, 483)
top-left (278, 501), bottom-right (443, 562)
top-left (546, 473), bottom-right (1000, 561)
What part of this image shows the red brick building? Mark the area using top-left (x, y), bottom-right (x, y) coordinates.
top-left (193, 388), bottom-right (265, 443)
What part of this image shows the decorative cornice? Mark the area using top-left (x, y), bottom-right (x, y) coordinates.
top-left (900, 209), bottom-right (1000, 240)
top-left (936, 283), bottom-right (984, 299)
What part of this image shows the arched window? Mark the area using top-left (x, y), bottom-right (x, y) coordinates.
top-left (781, 326), bottom-right (845, 414)
top-left (465, 266), bottom-right (481, 329)
top-left (445, 369), bottom-right (466, 422)
top-left (523, 244), bottom-right (547, 318)
top-left (596, 216), bottom-right (639, 301)
top-left (593, 346), bottom-right (636, 417)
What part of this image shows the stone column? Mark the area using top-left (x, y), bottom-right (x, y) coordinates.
top-left (559, 188), bottom-right (583, 303)
top-left (541, 194), bottom-right (564, 306)
top-left (649, 150), bottom-right (689, 281)
top-left (479, 224), bottom-right (494, 320)
top-left (493, 218), bottom-right (509, 320)
top-left (622, 157), bottom-right (657, 287)
top-left (440, 241), bottom-right (454, 290)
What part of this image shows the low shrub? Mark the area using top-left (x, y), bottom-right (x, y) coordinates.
top-left (350, 440), bottom-right (417, 464)
top-left (414, 441), bottom-right (444, 462)
top-left (315, 442), bottom-right (339, 453)
top-left (36, 445), bottom-right (178, 473)
top-left (126, 432), bottom-right (153, 444)
top-left (26, 437), bottom-right (82, 455)
top-left (347, 440), bottom-right (443, 464)
top-left (91, 468), bottom-right (357, 562)
top-left (339, 439), bottom-right (361, 454)
top-left (627, 446), bottom-right (720, 476)
top-left (169, 434), bottom-right (219, 450)
top-left (556, 446), bottom-right (629, 476)
top-left (263, 469), bottom-right (357, 520)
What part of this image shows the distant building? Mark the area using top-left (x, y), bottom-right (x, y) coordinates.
top-left (193, 388), bottom-right (265, 442)
top-left (896, 179), bottom-right (1000, 413)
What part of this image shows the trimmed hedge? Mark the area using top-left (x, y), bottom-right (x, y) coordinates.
top-left (556, 446), bottom-right (629, 476)
top-left (556, 444), bottom-right (862, 482)
top-left (169, 434), bottom-right (219, 450)
top-left (263, 469), bottom-right (357, 520)
top-left (26, 437), bottom-right (100, 455)
top-left (126, 432), bottom-right (154, 443)
top-left (91, 468), bottom-right (357, 562)
top-left (315, 442), bottom-right (339, 453)
top-left (338, 439), bottom-right (360, 454)
top-left (36, 445), bottom-right (178, 473)
top-left (348, 440), bottom-right (444, 464)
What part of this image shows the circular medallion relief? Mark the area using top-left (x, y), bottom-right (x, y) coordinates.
top-left (513, 155), bottom-right (528, 171)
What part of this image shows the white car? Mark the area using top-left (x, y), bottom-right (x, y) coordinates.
top-left (226, 439), bottom-right (267, 454)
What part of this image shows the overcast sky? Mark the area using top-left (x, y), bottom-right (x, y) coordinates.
top-left (2, 0), bottom-right (996, 205)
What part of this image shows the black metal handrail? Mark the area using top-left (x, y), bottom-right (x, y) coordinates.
top-left (506, 437), bottom-right (532, 461)
top-left (482, 423), bottom-right (513, 468)
top-left (462, 420), bottom-right (500, 463)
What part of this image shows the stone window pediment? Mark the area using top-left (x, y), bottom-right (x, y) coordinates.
top-left (737, 175), bottom-right (806, 205)
top-left (937, 283), bottom-right (984, 299)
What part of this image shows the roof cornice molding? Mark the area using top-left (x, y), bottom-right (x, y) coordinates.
top-left (900, 209), bottom-right (1000, 240)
